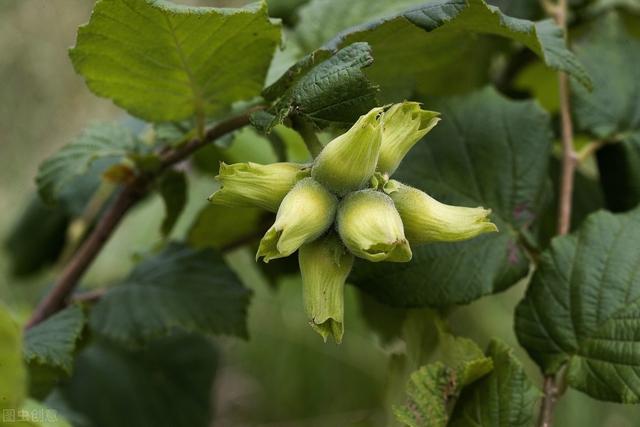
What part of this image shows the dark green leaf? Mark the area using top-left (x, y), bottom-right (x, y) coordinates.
top-left (62, 334), bottom-right (217, 427)
top-left (4, 196), bottom-right (68, 277)
top-left (297, 0), bottom-right (590, 100)
top-left (571, 12), bottom-right (640, 211)
top-left (256, 42), bottom-right (379, 131)
top-left (24, 306), bottom-right (86, 399)
top-left (450, 340), bottom-right (540, 427)
top-left (158, 170), bottom-right (187, 237)
top-left (352, 87), bottom-right (551, 307)
top-left (90, 243), bottom-right (251, 346)
top-left (572, 13), bottom-right (639, 139)
top-left (36, 123), bottom-right (138, 206)
top-left (24, 305), bottom-right (86, 374)
top-left (70, 0), bottom-right (280, 122)
top-left (515, 208), bottom-right (640, 403)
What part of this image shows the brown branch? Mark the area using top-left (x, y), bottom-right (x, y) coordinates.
top-left (25, 110), bottom-right (256, 329)
top-left (539, 0), bottom-right (573, 425)
top-left (69, 288), bottom-right (108, 305)
top-left (556, 70), bottom-right (576, 236)
top-left (538, 375), bottom-right (560, 427)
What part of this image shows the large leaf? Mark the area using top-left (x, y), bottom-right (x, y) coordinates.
top-left (571, 12), bottom-right (640, 211)
top-left (70, 0), bottom-right (280, 122)
top-left (255, 42), bottom-right (379, 130)
top-left (24, 306), bottom-right (86, 375)
top-left (90, 243), bottom-right (251, 346)
top-left (352, 87), bottom-right (551, 307)
top-left (296, 0), bottom-right (590, 100)
top-left (572, 12), bottom-right (640, 140)
top-left (36, 123), bottom-right (138, 206)
top-left (62, 334), bottom-right (217, 427)
top-left (515, 208), bottom-right (640, 403)
top-left (450, 340), bottom-right (540, 427)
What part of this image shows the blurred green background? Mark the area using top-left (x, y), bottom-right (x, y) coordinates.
top-left (0, 1), bottom-right (638, 426)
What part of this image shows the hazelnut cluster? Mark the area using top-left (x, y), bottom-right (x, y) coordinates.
top-left (210, 103), bottom-right (497, 342)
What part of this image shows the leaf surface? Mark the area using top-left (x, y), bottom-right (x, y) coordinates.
top-left (36, 123), bottom-right (138, 206)
top-left (296, 0), bottom-right (590, 99)
top-left (394, 329), bottom-right (493, 427)
top-left (352, 87), bottom-right (551, 307)
top-left (24, 305), bottom-right (86, 374)
top-left (516, 208), bottom-right (640, 402)
top-left (90, 243), bottom-right (251, 346)
top-left (62, 334), bottom-right (217, 427)
top-left (255, 42), bottom-right (379, 130)
top-left (571, 12), bottom-right (640, 211)
top-left (70, 0), bottom-right (280, 122)
top-left (450, 340), bottom-right (540, 427)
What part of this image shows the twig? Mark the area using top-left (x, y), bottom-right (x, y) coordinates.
top-left (25, 110), bottom-right (257, 329)
top-left (538, 375), bottom-right (560, 427)
top-left (539, 0), bottom-right (574, 425)
top-left (577, 139), bottom-right (610, 163)
top-left (69, 288), bottom-right (108, 305)
top-left (556, 70), bottom-right (577, 236)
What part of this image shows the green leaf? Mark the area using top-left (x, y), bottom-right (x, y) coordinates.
top-left (23, 306), bottom-right (86, 399)
top-left (296, 0), bottom-right (590, 100)
top-left (4, 196), bottom-right (68, 277)
top-left (24, 305), bottom-right (86, 375)
top-left (295, 0), bottom-right (427, 51)
top-left (36, 123), bottom-right (138, 206)
top-left (158, 170), bottom-right (187, 237)
top-left (188, 204), bottom-right (268, 250)
top-left (255, 42), bottom-right (379, 131)
top-left (450, 340), bottom-right (540, 427)
top-left (571, 12), bottom-right (640, 211)
top-left (572, 12), bottom-right (639, 140)
top-left (515, 207), bottom-right (640, 403)
top-left (61, 334), bottom-right (217, 427)
top-left (69, 0), bottom-right (280, 122)
top-left (394, 329), bottom-right (493, 427)
top-left (352, 87), bottom-right (551, 307)
top-left (90, 243), bottom-right (251, 346)
top-left (0, 304), bottom-right (26, 414)
top-left (394, 363), bottom-right (459, 427)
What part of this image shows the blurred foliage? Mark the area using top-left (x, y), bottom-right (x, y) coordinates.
top-left (2, 1), bottom-right (640, 426)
